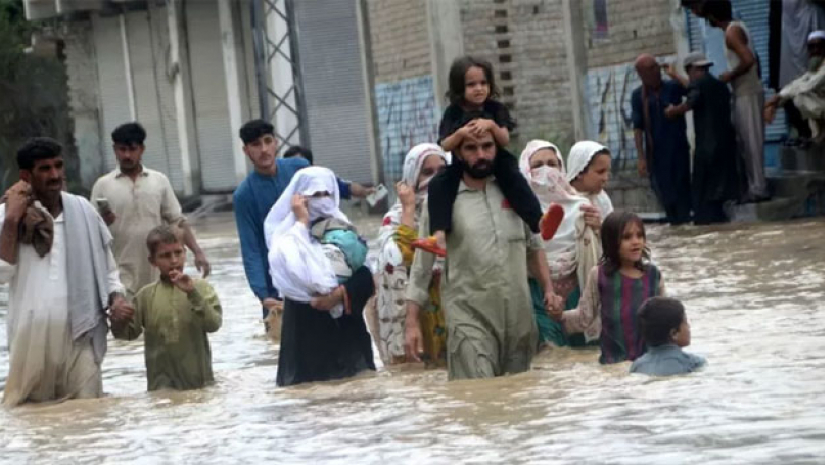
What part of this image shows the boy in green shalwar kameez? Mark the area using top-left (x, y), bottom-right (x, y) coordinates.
top-left (111, 225), bottom-right (222, 391)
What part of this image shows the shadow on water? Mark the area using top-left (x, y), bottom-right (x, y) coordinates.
top-left (1, 214), bottom-right (824, 464)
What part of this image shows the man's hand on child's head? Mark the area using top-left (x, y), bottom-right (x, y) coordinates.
top-left (169, 270), bottom-right (196, 294)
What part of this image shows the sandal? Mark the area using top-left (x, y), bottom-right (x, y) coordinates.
top-left (411, 236), bottom-right (447, 257)
top-left (540, 203), bottom-right (565, 241)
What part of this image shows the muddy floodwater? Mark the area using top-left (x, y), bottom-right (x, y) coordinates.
top-left (1, 214), bottom-right (824, 464)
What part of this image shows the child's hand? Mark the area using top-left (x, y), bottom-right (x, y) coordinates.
top-left (169, 270), bottom-right (196, 294)
top-left (580, 204), bottom-right (602, 230)
top-left (545, 290), bottom-right (563, 321)
top-left (109, 294), bottom-right (135, 322)
top-left (467, 118), bottom-right (495, 136)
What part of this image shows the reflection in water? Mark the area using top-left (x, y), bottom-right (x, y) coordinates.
top-left (2, 215), bottom-right (825, 464)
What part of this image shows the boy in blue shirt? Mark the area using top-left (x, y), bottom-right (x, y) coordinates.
top-left (233, 120), bottom-right (308, 327)
top-left (631, 297), bottom-right (706, 376)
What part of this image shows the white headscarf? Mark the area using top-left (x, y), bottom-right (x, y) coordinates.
top-left (264, 166), bottom-right (348, 248)
top-left (520, 140), bottom-right (596, 282)
top-left (264, 166), bottom-right (349, 307)
top-left (566, 141), bottom-right (615, 218)
top-left (371, 144), bottom-right (449, 272)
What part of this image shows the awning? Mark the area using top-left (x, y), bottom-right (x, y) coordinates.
top-left (23, 0), bottom-right (136, 20)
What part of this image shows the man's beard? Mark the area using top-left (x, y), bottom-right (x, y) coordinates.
top-left (462, 159), bottom-right (494, 179)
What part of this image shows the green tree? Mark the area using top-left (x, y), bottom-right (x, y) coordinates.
top-left (0, 0), bottom-right (76, 192)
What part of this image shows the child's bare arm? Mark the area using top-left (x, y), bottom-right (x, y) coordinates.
top-left (487, 120), bottom-right (510, 146)
top-left (561, 266), bottom-right (600, 336)
top-left (467, 119), bottom-right (510, 146)
top-left (440, 125), bottom-right (469, 152)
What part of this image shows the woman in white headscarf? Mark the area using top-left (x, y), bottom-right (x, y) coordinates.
top-left (264, 167), bottom-right (376, 386)
top-left (371, 144), bottom-right (449, 366)
top-left (520, 140), bottom-right (604, 347)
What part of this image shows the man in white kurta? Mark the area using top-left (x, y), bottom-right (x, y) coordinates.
top-left (1, 138), bottom-right (130, 406)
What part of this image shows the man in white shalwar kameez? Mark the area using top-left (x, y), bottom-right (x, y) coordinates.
top-left (0, 138), bottom-right (132, 407)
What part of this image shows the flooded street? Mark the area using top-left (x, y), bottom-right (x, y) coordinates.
top-left (1, 214), bottom-right (825, 464)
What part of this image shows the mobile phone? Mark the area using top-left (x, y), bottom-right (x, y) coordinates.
top-left (366, 184), bottom-right (388, 207)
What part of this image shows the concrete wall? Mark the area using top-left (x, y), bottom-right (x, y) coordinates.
top-left (580, 0), bottom-right (680, 214)
top-left (365, 0), bottom-right (439, 184)
top-left (583, 0), bottom-right (677, 68)
top-left (63, 20), bottom-right (106, 191)
top-left (367, 0), bottom-right (432, 82)
top-left (460, 0), bottom-right (574, 151)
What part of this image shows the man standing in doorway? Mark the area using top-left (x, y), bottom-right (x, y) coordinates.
top-left (704, 0), bottom-right (769, 202)
top-left (91, 122), bottom-right (211, 297)
top-left (0, 138), bottom-right (132, 406)
top-left (632, 54), bottom-right (692, 224)
top-left (233, 120), bottom-right (309, 324)
top-left (404, 122), bottom-right (560, 380)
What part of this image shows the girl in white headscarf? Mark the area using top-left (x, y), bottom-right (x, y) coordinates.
top-left (371, 144), bottom-right (449, 366)
top-left (566, 141), bottom-right (614, 218)
top-left (520, 140), bottom-right (605, 347)
top-left (264, 166), bottom-right (376, 386)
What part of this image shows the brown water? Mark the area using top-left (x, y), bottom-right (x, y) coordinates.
top-left (2, 215), bottom-right (825, 464)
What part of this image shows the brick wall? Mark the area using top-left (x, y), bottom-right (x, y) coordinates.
top-left (365, 0), bottom-right (439, 186)
top-left (584, 0), bottom-right (677, 68)
top-left (63, 20), bottom-right (104, 190)
top-left (460, 0), bottom-right (574, 151)
top-left (366, 0), bottom-right (432, 83)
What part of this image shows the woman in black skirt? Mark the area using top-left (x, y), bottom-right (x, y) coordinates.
top-left (276, 266), bottom-right (376, 386)
top-left (265, 167), bottom-right (376, 387)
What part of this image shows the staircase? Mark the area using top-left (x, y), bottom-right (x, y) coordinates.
top-left (729, 143), bottom-right (825, 222)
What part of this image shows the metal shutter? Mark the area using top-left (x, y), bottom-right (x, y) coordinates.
top-left (92, 14), bottom-right (131, 173)
top-left (293, 0), bottom-right (374, 184)
top-left (148, 5), bottom-right (184, 192)
top-left (686, 10), bottom-right (704, 53)
top-left (185, 0), bottom-right (236, 192)
top-left (126, 10), bottom-right (175, 182)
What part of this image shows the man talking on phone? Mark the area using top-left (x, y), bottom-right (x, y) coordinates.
top-left (91, 122), bottom-right (210, 297)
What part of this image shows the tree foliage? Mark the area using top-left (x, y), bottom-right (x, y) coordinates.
top-left (0, 0), bottom-right (75, 191)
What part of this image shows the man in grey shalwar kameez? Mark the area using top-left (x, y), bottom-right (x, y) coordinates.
top-left (404, 127), bottom-right (559, 380)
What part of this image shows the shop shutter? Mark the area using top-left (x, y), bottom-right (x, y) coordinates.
top-left (292, 0), bottom-right (374, 184)
top-left (126, 9), bottom-right (176, 184)
top-left (92, 14), bottom-right (131, 173)
top-left (186, 0), bottom-right (237, 192)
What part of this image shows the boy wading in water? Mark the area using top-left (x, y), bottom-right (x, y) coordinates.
top-left (111, 226), bottom-right (222, 391)
top-left (632, 296), bottom-right (706, 376)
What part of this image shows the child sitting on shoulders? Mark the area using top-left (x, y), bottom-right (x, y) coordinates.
top-left (111, 225), bottom-right (222, 391)
top-left (631, 296), bottom-right (706, 376)
top-left (414, 56), bottom-right (556, 256)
